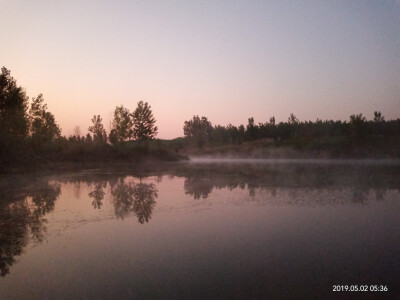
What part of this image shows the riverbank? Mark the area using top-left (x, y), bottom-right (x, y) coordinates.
top-left (0, 147), bottom-right (188, 174)
top-left (2, 135), bottom-right (399, 174)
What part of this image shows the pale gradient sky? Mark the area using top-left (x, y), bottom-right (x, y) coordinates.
top-left (1, 0), bottom-right (399, 139)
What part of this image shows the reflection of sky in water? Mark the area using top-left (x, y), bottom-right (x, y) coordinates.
top-left (0, 164), bottom-right (399, 299)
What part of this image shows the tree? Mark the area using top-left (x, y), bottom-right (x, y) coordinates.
top-left (288, 113), bottom-right (299, 125)
top-left (246, 117), bottom-right (259, 141)
top-left (132, 101), bottom-right (158, 141)
top-left (88, 115), bottom-right (107, 144)
top-left (0, 67), bottom-right (29, 142)
top-left (350, 113), bottom-right (366, 123)
top-left (373, 111), bottom-right (385, 122)
top-left (109, 105), bottom-right (133, 144)
top-left (29, 94), bottom-right (61, 143)
top-left (226, 124), bottom-right (241, 144)
top-left (85, 133), bottom-right (93, 145)
top-left (349, 113), bottom-right (367, 139)
top-left (183, 115), bottom-right (213, 148)
top-left (269, 116), bottom-right (275, 126)
top-left (183, 115), bottom-right (212, 137)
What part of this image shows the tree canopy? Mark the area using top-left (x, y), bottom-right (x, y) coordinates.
top-left (0, 67), bottom-right (29, 142)
top-left (88, 115), bottom-right (107, 144)
top-left (29, 94), bottom-right (61, 143)
top-left (109, 105), bottom-right (133, 144)
top-left (183, 115), bottom-right (213, 148)
top-left (1, 66), bottom-right (399, 169)
top-left (132, 101), bottom-right (158, 141)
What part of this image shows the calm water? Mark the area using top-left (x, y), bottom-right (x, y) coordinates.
top-left (0, 160), bottom-right (399, 299)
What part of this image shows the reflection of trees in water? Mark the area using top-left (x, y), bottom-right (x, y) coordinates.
top-left (69, 176), bottom-right (158, 223)
top-left (0, 202), bottom-right (30, 277)
top-left (0, 182), bottom-right (61, 277)
top-left (29, 185), bottom-right (61, 241)
top-left (132, 183), bottom-right (158, 224)
top-left (111, 181), bottom-right (134, 219)
top-left (184, 177), bottom-right (214, 200)
top-left (352, 188), bottom-right (369, 204)
top-left (248, 187), bottom-right (255, 197)
top-left (73, 181), bottom-right (81, 199)
top-left (182, 173), bottom-right (395, 205)
top-left (183, 176), bottom-right (281, 200)
top-left (111, 179), bottom-right (158, 224)
top-left (2, 165), bottom-right (395, 279)
top-left (375, 188), bottom-right (386, 201)
top-left (88, 182), bottom-right (106, 209)
top-left (179, 163), bottom-right (400, 202)
top-left (184, 175), bottom-right (250, 200)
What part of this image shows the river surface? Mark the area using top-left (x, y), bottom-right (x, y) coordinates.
top-left (0, 160), bottom-right (399, 299)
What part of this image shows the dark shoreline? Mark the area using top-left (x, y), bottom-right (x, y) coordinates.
top-left (2, 151), bottom-right (400, 175)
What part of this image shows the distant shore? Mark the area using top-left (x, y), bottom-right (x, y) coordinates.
top-left (2, 151), bottom-right (399, 176)
top-left (182, 138), bottom-right (400, 160)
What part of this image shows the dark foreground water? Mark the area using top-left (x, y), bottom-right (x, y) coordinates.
top-left (0, 160), bottom-right (399, 299)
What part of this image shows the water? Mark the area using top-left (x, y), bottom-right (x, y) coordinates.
top-left (0, 161), bottom-right (399, 299)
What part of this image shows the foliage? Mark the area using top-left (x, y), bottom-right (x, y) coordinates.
top-left (132, 101), bottom-right (158, 141)
top-left (109, 105), bottom-right (133, 144)
top-left (269, 116), bottom-right (275, 125)
top-left (0, 67), bottom-right (29, 142)
top-left (88, 115), bottom-right (107, 144)
top-left (183, 115), bottom-right (213, 148)
top-left (246, 117), bottom-right (259, 141)
top-left (181, 112), bottom-right (400, 157)
top-left (373, 111), bottom-right (384, 122)
top-left (1, 66), bottom-right (399, 172)
top-left (29, 94), bottom-right (61, 144)
top-left (287, 113), bottom-right (299, 125)
top-left (349, 113), bottom-right (367, 139)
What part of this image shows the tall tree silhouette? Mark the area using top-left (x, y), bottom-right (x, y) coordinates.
top-left (288, 113), bottom-right (299, 125)
top-left (349, 113), bottom-right (367, 139)
top-left (373, 111), bottom-right (384, 123)
top-left (183, 115), bottom-right (213, 148)
top-left (0, 67), bottom-right (29, 143)
top-left (109, 105), bottom-right (133, 144)
top-left (246, 117), bottom-right (258, 141)
top-left (88, 115), bottom-right (107, 144)
top-left (132, 101), bottom-right (158, 141)
top-left (29, 93), bottom-right (61, 144)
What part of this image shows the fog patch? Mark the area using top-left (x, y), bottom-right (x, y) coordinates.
top-left (188, 156), bottom-right (400, 166)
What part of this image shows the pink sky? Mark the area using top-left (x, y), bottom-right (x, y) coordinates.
top-left (2, 1), bottom-right (399, 139)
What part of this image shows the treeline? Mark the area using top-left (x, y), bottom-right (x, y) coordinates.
top-left (0, 67), bottom-right (175, 172)
top-left (181, 112), bottom-right (400, 157)
top-left (1, 66), bottom-right (399, 172)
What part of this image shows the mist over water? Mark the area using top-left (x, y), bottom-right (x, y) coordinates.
top-left (0, 162), bottom-right (399, 299)
top-left (188, 156), bottom-right (400, 166)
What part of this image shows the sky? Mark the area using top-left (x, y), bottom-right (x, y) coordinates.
top-left (1, 0), bottom-right (399, 139)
